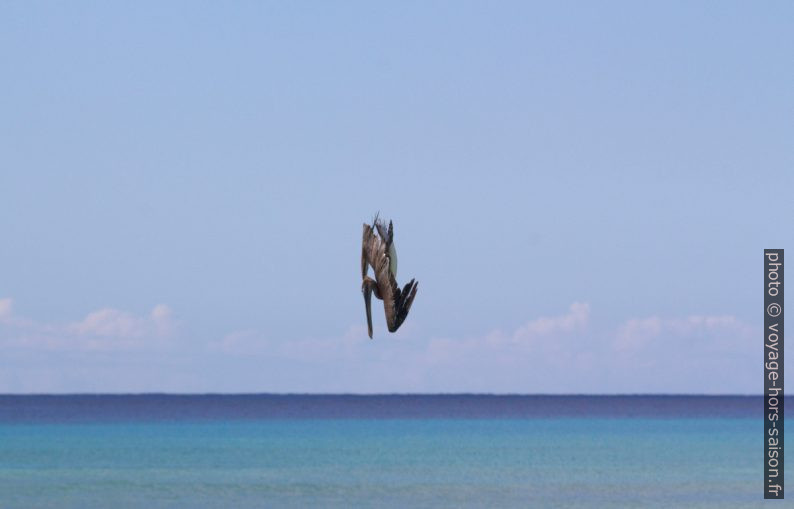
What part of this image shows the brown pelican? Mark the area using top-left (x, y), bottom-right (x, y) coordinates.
top-left (361, 215), bottom-right (418, 339)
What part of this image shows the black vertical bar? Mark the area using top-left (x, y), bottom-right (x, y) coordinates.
top-left (765, 249), bottom-right (784, 499)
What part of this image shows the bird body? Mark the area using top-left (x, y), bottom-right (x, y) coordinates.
top-left (361, 215), bottom-right (418, 339)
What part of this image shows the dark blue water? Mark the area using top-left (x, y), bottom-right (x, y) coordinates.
top-left (0, 395), bottom-right (783, 508)
top-left (0, 394), bottom-right (765, 422)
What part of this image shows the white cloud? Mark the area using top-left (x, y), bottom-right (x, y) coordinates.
top-left (1, 295), bottom-right (760, 393)
top-left (68, 304), bottom-right (175, 340)
top-left (0, 298), bottom-right (12, 322)
top-left (0, 298), bottom-right (34, 328)
top-left (503, 301), bottom-right (589, 346)
top-left (151, 304), bottom-right (175, 337)
top-left (614, 313), bottom-right (753, 352)
top-left (419, 302), bottom-right (591, 367)
top-left (70, 309), bottom-right (143, 337)
top-left (211, 302), bottom-right (757, 394)
top-left (0, 298), bottom-right (177, 351)
top-left (615, 316), bottom-right (662, 351)
top-left (211, 329), bottom-right (269, 355)
top-left (211, 302), bottom-right (595, 393)
top-left (517, 301), bottom-right (590, 336)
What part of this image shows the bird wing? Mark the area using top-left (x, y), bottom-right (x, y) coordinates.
top-left (372, 246), bottom-right (418, 333)
top-left (392, 277), bottom-right (418, 331)
top-left (375, 218), bottom-right (398, 277)
top-left (375, 218), bottom-right (393, 250)
top-left (362, 223), bottom-right (382, 278)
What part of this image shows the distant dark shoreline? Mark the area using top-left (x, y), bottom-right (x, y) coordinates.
top-left (0, 394), bottom-right (778, 423)
top-left (0, 393), bottom-right (769, 396)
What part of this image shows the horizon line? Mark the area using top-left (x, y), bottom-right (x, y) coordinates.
top-left (0, 392), bottom-right (774, 397)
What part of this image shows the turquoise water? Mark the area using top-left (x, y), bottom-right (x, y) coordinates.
top-left (0, 417), bottom-right (772, 508)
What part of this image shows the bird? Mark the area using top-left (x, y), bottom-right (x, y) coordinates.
top-left (361, 214), bottom-right (418, 339)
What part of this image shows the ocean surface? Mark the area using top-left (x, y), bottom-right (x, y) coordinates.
top-left (0, 395), bottom-right (784, 508)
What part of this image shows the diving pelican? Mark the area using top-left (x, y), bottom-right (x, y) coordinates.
top-left (361, 215), bottom-right (418, 339)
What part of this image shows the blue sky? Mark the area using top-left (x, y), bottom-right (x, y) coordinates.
top-left (1, 1), bottom-right (791, 393)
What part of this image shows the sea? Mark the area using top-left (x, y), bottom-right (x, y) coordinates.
top-left (0, 395), bottom-right (784, 508)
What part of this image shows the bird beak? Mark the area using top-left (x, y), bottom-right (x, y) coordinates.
top-left (363, 284), bottom-right (373, 339)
